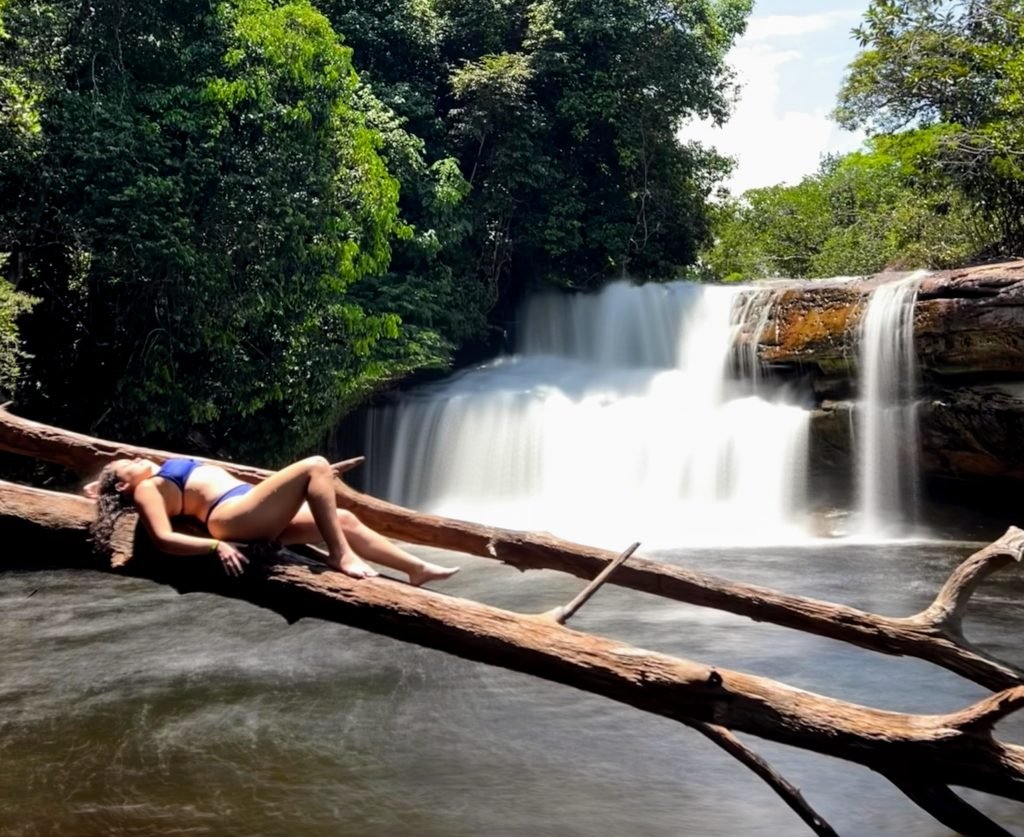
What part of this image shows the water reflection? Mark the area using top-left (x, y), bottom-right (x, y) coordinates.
top-left (2, 541), bottom-right (1023, 835)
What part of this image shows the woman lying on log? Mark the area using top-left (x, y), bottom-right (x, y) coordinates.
top-left (84, 455), bottom-right (460, 584)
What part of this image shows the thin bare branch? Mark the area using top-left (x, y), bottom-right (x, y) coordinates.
top-left (541, 542), bottom-right (639, 625)
top-left (913, 527), bottom-right (1024, 632)
top-left (693, 722), bottom-right (839, 837)
top-left (886, 776), bottom-right (1016, 837)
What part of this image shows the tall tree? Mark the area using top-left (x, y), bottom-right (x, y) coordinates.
top-left (835, 0), bottom-right (1024, 253)
top-left (323, 0), bottom-right (750, 326)
top-left (0, 0), bottom-right (403, 461)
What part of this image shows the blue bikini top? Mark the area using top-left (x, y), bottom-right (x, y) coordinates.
top-left (156, 458), bottom-right (201, 515)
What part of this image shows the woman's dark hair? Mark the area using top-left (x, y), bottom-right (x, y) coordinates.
top-left (88, 464), bottom-right (135, 551)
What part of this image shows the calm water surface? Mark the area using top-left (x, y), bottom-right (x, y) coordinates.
top-left (3, 540), bottom-right (1023, 836)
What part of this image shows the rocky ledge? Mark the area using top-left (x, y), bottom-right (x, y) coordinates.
top-left (732, 260), bottom-right (1024, 484)
top-left (736, 260), bottom-right (1024, 381)
top-left (811, 385), bottom-right (1024, 482)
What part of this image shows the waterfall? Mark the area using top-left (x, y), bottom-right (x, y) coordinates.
top-left (366, 281), bottom-right (814, 548)
top-left (855, 272), bottom-right (926, 536)
top-left (730, 282), bottom-right (797, 389)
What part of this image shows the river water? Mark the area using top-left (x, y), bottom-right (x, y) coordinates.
top-left (6, 277), bottom-right (1022, 834)
top-left (4, 538), bottom-right (1024, 836)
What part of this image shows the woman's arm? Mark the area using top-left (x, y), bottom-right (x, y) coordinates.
top-left (133, 482), bottom-right (248, 575)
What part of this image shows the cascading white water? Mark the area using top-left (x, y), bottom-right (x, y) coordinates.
top-left (856, 272), bottom-right (926, 536)
top-left (730, 282), bottom-right (798, 389)
top-left (366, 281), bottom-right (814, 548)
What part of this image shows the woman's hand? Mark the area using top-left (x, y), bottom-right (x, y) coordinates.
top-left (330, 456), bottom-right (365, 478)
top-left (214, 541), bottom-right (249, 576)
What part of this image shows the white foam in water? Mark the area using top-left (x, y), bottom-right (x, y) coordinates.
top-left (367, 282), bottom-right (817, 548)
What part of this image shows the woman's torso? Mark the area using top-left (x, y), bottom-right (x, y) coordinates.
top-left (150, 459), bottom-right (246, 521)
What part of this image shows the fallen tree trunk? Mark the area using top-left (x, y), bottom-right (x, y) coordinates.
top-left (3, 479), bottom-right (1024, 836)
top-left (1, 405), bottom-right (1021, 692)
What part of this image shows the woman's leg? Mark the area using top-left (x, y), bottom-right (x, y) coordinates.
top-left (207, 457), bottom-right (376, 578)
top-left (277, 507), bottom-right (460, 586)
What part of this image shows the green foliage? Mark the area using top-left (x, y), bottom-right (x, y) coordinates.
top-left (0, 0), bottom-right (753, 459)
top-left (703, 146), bottom-right (993, 280)
top-left (311, 0), bottom-right (486, 364)
top-left (347, 76), bottom-right (481, 358)
top-left (707, 0), bottom-right (1024, 281)
top-left (0, 0), bottom-right (403, 462)
top-left (704, 179), bottom-right (831, 280)
top-left (836, 0), bottom-right (1024, 253)
top-left (322, 0), bottom-right (750, 313)
top-left (0, 256), bottom-right (38, 395)
top-left (454, 0), bottom-right (749, 296)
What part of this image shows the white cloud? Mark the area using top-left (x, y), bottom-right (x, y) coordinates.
top-left (744, 11), bottom-right (862, 42)
top-left (681, 9), bottom-right (866, 195)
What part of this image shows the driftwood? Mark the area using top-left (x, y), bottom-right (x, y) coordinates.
top-left (3, 479), bottom-right (1024, 836)
top-left (2, 484), bottom-right (843, 836)
top-left (1, 406), bottom-right (1021, 691)
top-left (4, 410), bottom-right (1024, 833)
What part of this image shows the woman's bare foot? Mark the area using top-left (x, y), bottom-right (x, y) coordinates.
top-left (408, 561), bottom-right (461, 587)
top-left (335, 553), bottom-right (379, 579)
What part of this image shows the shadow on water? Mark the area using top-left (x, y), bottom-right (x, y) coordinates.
top-left (3, 535), bottom-right (1024, 836)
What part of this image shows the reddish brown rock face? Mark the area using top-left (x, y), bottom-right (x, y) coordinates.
top-left (916, 262), bottom-right (1024, 376)
top-left (758, 284), bottom-right (863, 373)
top-left (735, 261), bottom-right (1024, 483)
top-left (738, 262), bottom-right (1024, 378)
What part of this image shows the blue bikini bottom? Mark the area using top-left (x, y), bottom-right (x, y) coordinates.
top-left (206, 484), bottom-right (254, 522)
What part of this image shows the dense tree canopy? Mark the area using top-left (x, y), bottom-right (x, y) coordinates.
top-left (0, 3), bottom-right (41, 396)
top-left (0, 256), bottom-right (36, 396)
top-left (0, 0), bottom-right (751, 459)
top-left (703, 0), bottom-right (1022, 282)
top-left (0, 0), bottom-right (406, 459)
top-left (323, 0), bottom-right (749, 325)
top-left (703, 146), bottom-right (992, 281)
top-left (835, 0), bottom-right (1024, 254)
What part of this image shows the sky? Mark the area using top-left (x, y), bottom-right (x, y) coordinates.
top-left (684, 0), bottom-right (874, 195)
